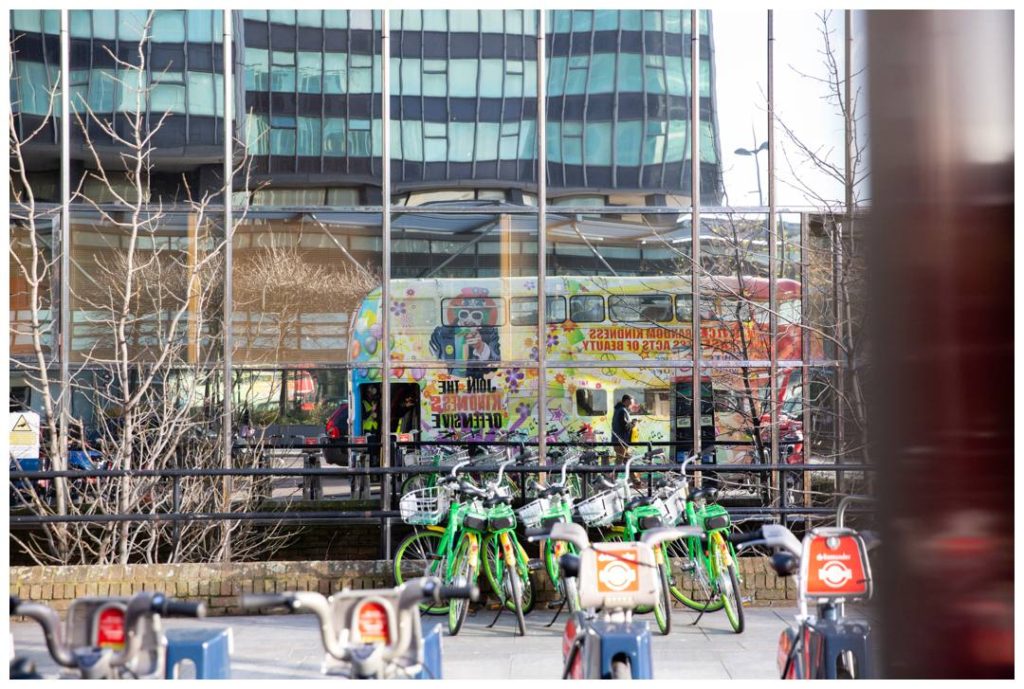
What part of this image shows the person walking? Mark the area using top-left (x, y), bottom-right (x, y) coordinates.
top-left (611, 394), bottom-right (637, 462)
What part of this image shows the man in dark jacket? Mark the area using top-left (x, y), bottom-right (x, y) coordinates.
top-left (611, 394), bottom-right (636, 461)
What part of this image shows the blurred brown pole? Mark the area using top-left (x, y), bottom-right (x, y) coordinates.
top-left (868, 11), bottom-right (1013, 678)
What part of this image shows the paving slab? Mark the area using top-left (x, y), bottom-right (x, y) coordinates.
top-left (10, 605), bottom-right (797, 679)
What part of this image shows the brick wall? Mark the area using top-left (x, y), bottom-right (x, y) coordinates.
top-left (10, 556), bottom-right (795, 617)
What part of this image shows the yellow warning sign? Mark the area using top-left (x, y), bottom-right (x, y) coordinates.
top-left (9, 412), bottom-right (40, 457)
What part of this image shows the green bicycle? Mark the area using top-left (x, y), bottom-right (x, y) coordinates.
top-left (393, 459), bottom-right (476, 615)
top-left (518, 455), bottom-right (582, 620)
top-left (661, 455), bottom-right (746, 633)
top-left (595, 449), bottom-right (674, 635)
top-left (450, 453), bottom-right (535, 636)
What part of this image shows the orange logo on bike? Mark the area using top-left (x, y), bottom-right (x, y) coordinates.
top-left (805, 534), bottom-right (868, 598)
top-left (596, 549), bottom-right (640, 593)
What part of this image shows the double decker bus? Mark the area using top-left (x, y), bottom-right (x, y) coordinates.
top-left (345, 273), bottom-right (819, 465)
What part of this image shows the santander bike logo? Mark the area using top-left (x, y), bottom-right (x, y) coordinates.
top-left (596, 550), bottom-right (640, 593)
top-left (805, 534), bottom-right (868, 597)
top-left (817, 559), bottom-right (854, 588)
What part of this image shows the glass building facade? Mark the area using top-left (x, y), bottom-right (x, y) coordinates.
top-left (10, 9), bottom-right (857, 505)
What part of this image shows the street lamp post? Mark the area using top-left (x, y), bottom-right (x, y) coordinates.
top-left (734, 136), bottom-right (769, 206)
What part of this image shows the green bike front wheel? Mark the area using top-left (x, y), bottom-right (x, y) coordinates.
top-left (665, 537), bottom-right (724, 612)
top-left (448, 537), bottom-right (476, 635)
top-left (653, 561), bottom-right (672, 635)
top-left (719, 563), bottom-right (745, 633)
top-left (482, 534), bottom-right (536, 615)
top-left (393, 530), bottom-right (448, 615)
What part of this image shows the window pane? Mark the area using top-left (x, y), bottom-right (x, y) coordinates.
top-left (608, 295), bottom-right (673, 323)
top-left (151, 83), bottom-right (186, 114)
top-left (245, 49), bottom-right (270, 91)
top-left (118, 10), bottom-right (149, 41)
top-left (615, 121), bottom-right (642, 166)
top-left (448, 11), bottom-right (478, 32)
top-left (584, 122), bottom-right (612, 166)
top-left (92, 10), bottom-right (116, 40)
top-left (323, 53), bottom-right (346, 94)
top-left (323, 118), bottom-right (346, 156)
top-left (269, 10), bottom-right (296, 25)
top-left (576, 389), bottom-right (608, 416)
top-left (153, 10), bottom-right (186, 42)
top-left (448, 61), bottom-right (478, 98)
top-left (297, 117), bottom-right (322, 155)
top-left (570, 296), bottom-right (605, 323)
top-left (474, 122), bottom-right (499, 161)
top-left (270, 128), bottom-right (296, 155)
top-left (187, 10), bottom-right (213, 42)
top-left (324, 11), bottom-right (347, 29)
top-left (187, 72), bottom-right (215, 116)
top-left (298, 52), bottom-right (322, 93)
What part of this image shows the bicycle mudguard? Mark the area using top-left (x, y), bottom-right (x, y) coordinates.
top-left (414, 623), bottom-right (444, 680)
top-left (801, 617), bottom-right (874, 679)
top-left (164, 628), bottom-right (232, 679)
top-left (592, 618), bottom-right (653, 679)
top-left (425, 525), bottom-right (446, 533)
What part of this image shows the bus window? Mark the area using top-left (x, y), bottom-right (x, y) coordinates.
top-left (441, 297), bottom-right (504, 326)
top-left (608, 295), bottom-right (672, 323)
top-left (510, 296), bottom-right (567, 325)
top-left (575, 388), bottom-right (608, 416)
top-left (719, 298), bottom-right (753, 322)
top-left (401, 298), bottom-right (438, 327)
top-left (569, 295), bottom-right (605, 323)
top-left (618, 387), bottom-right (670, 417)
top-left (675, 294), bottom-right (693, 322)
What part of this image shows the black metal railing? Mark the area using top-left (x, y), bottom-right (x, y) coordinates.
top-left (10, 438), bottom-right (875, 558)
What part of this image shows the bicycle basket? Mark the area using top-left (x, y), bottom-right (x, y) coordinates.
top-left (399, 487), bottom-right (450, 525)
top-left (576, 489), bottom-right (625, 527)
top-left (516, 497), bottom-right (551, 529)
top-left (488, 504), bottom-right (517, 531)
top-left (461, 505), bottom-right (489, 532)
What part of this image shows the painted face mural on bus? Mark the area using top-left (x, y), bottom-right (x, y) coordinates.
top-left (429, 289), bottom-right (501, 377)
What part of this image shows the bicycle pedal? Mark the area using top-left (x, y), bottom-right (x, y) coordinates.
top-left (545, 599), bottom-right (565, 609)
top-left (527, 558), bottom-right (544, 571)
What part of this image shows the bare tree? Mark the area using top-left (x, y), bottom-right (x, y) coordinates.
top-left (9, 12), bottom-right (292, 565)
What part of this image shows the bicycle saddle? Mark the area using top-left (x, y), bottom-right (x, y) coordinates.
top-left (626, 495), bottom-right (655, 510)
top-left (688, 487), bottom-right (718, 503)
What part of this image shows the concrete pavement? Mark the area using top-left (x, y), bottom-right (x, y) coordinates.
top-left (10, 604), bottom-right (795, 679)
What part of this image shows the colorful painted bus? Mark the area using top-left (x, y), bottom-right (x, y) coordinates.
top-left (346, 275), bottom-right (819, 463)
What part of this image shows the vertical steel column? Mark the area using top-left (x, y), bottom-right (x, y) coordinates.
top-left (689, 11), bottom-right (701, 460)
top-left (380, 10), bottom-right (393, 559)
top-left (800, 214), bottom-right (811, 509)
top-left (57, 9), bottom-right (71, 517)
top-left (838, 9), bottom-right (854, 495)
top-left (536, 11), bottom-right (547, 464)
top-left (221, 9), bottom-right (234, 562)
top-left (767, 11), bottom-right (780, 512)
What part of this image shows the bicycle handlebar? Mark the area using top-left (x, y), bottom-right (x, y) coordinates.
top-left (241, 594), bottom-right (293, 610)
top-left (10, 599), bottom-right (75, 668)
top-left (150, 594), bottom-right (205, 618)
top-left (727, 528), bottom-right (766, 546)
